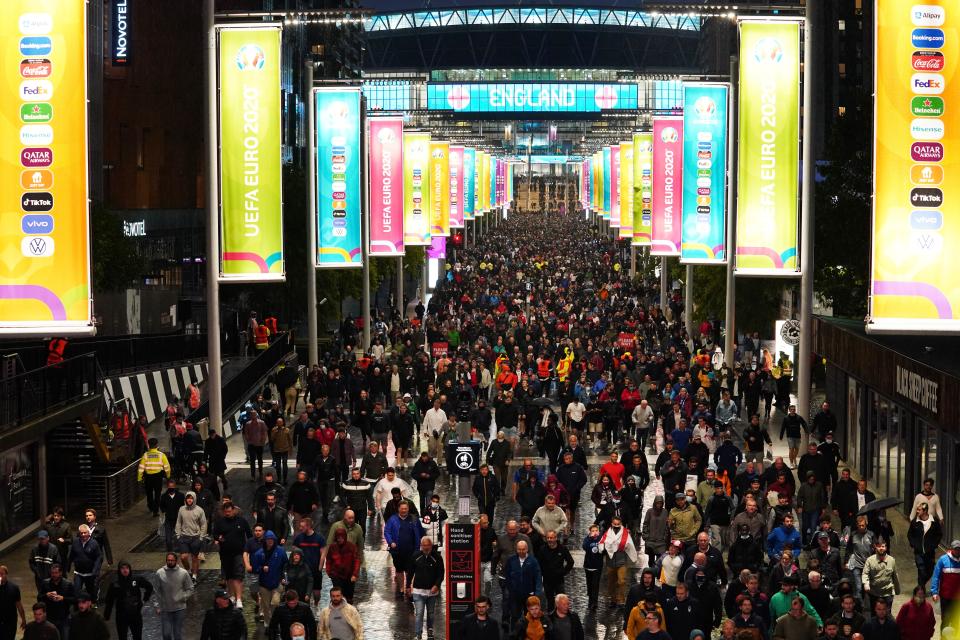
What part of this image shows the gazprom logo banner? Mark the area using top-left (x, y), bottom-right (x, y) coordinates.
top-left (680, 82), bottom-right (729, 264)
top-left (426, 83), bottom-right (639, 113)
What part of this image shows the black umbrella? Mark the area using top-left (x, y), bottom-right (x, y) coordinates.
top-left (529, 397), bottom-right (554, 408)
top-left (857, 497), bottom-right (902, 516)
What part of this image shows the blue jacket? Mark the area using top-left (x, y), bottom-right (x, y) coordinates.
top-left (765, 525), bottom-right (802, 561)
top-left (384, 514), bottom-right (424, 555)
top-left (581, 535), bottom-right (605, 571)
top-left (504, 553), bottom-right (543, 599)
top-left (931, 552), bottom-right (960, 598)
top-left (251, 531), bottom-right (288, 590)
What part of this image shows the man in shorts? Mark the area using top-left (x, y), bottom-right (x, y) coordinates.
top-left (211, 502), bottom-right (252, 609)
top-left (175, 491), bottom-right (207, 583)
top-left (778, 404), bottom-right (808, 468)
top-left (291, 517), bottom-right (327, 608)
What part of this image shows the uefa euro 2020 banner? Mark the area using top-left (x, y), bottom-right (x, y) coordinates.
top-left (219, 25), bottom-right (284, 281)
top-left (0, 0), bottom-right (93, 333)
top-left (632, 132), bottom-right (653, 246)
top-left (602, 146), bottom-right (612, 218)
top-left (619, 141), bottom-right (634, 240)
top-left (315, 88), bottom-right (362, 267)
top-left (463, 147), bottom-right (476, 221)
top-left (449, 146), bottom-right (465, 228)
top-left (429, 141), bottom-right (450, 236)
top-left (736, 20), bottom-right (801, 275)
top-left (652, 117), bottom-right (684, 256)
top-left (368, 117), bottom-right (404, 256)
top-left (869, 1), bottom-right (960, 333)
top-left (610, 145), bottom-right (621, 228)
top-left (403, 132), bottom-right (431, 245)
top-left (681, 82), bottom-right (729, 264)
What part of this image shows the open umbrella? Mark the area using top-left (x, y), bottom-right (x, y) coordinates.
top-left (857, 497), bottom-right (902, 516)
top-left (529, 397), bottom-right (554, 408)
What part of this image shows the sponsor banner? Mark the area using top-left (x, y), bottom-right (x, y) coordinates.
top-left (602, 146), bottom-right (612, 218)
top-left (507, 161), bottom-right (514, 206)
top-left (402, 131), bottom-right (431, 245)
top-left (429, 141), bottom-right (450, 236)
top-left (477, 151), bottom-right (488, 215)
top-left (426, 82), bottom-right (639, 113)
top-left (633, 132), bottom-right (654, 246)
top-left (426, 234), bottom-right (446, 259)
top-left (736, 20), bottom-right (801, 275)
top-left (489, 154), bottom-right (496, 211)
top-left (368, 117), bottom-right (404, 256)
top-left (0, 0), bottom-right (92, 332)
top-left (652, 117), bottom-right (684, 255)
top-left (619, 142), bottom-right (634, 239)
top-left (681, 82), bottom-right (729, 264)
top-left (474, 150), bottom-right (484, 216)
top-left (870, 0), bottom-right (960, 331)
top-left (581, 159), bottom-right (590, 208)
top-left (449, 145), bottom-right (464, 228)
top-left (610, 145), bottom-right (621, 227)
top-left (463, 147), bottom-right (476, 220)
top-left (315, 88), bottom-right (362, 268)
top-left (219, 26), bottom-right (284, 281)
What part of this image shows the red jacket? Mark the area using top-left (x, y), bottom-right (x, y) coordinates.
top-left (620, 388), bottom-right (641, 412)
top-left (325, 539), bottom-right (361, 581)
top-left (895, 600), bottom-right (936, 640)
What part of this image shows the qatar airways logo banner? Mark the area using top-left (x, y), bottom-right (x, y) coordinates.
top-left (652, 117), bottom-right (684, 256)
top-left (426, 82), bottom-right (639, 113)
top-left (368, 118), bottom-right (404, 256)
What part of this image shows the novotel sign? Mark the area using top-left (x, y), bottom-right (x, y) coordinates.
top-left (111, 0), bottom-right (130, 66)
top-left (426, 82), bottom-right (639, 114)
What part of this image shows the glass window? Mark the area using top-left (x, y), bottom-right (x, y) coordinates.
top-left (873, 393), bottom-right (890, 496)
top-left (847, 377), bottom-right (861, 473)
top-left (889, 405), bottom-right (905, 502)
top-left (924, 422), bottom-right (938, 487)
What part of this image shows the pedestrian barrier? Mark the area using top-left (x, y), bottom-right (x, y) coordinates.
top-left (0, 353), bottom-right (99, 430)
top-left (51, 459), bottom-right (141, 519)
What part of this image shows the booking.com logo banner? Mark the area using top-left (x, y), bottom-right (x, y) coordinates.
top-left (426, 82), bottom-right (639, 113)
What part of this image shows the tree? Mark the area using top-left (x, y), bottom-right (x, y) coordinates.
top-left (813, 92), bottom-right (871, 318)
top-left (91, 205), bottom-right (144, 292)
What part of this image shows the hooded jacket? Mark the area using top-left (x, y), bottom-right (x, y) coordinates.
top-left (251, 531), bottom-right (288, 590)
top-left (154, 563), bottom-right (193, 612)
top-left (642, 502), bottom-right (670, 554)
top-left (325, 528), bottom-right (361, 581)
top-left (175, 492), bottom-right (208, 538)
top-left (284, 550), bottom-right (314, 598)
top-left (103, 562), bottom-right (154, 619)
top-left (199, 602), bottom-right (248, 640)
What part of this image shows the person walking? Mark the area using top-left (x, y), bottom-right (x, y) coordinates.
top-left (408, 537), bottom-right (444, 640)
top-left (37, 564), bottom-right (74, 638)
top-left (28, 531), bottom-right (60, 593)
top-left (267, 590), bottom-right (316, 640)
top-left (67, 525), bottom-right (102, 602)
top-left (931, 539), bottom-right (960, 630)
top-left (243, 409), bottom-right (269, 480)
top-left (269, 418), bottom-right (293, 484)
top-left (23, 603), bottom-right (59, 640)
top-left (250, 530), bottom-right (287, 626)
top-left (199, 589), bottom-right (247, 640)
top-left (211, 502), bottom-right (251, 610)
top-left (103, 561), bottom-right (153, 640)
top-left (68, 592), bottom-right (108, 640)
top-left (896, 586), bottom-right (936, 640)
top-left (908, 502), bottom-right (942, 590)
top-left (153, 552), bottom-right (193, 640)
top-left (318, 586), bottom-right (363, 640)
top-left (137, 438), bottom-right (171, 516)
top-left (0, 566), bottom-right (25, 640)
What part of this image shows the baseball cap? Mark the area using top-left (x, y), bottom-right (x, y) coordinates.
top-left (675, 492), bottom-right (686, 500)
top-left (37, 530), bottom-right (49, 538)
top-left (215, 589), bottom-right (230, 599)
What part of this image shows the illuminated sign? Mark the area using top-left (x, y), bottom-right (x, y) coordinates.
top-left (426, 83), bottom-right (638, 113)
top-left (112, 0), bottom-right (130, 66)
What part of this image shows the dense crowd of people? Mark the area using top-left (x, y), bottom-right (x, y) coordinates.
top-left (9, 212), bottom-right (959, 640)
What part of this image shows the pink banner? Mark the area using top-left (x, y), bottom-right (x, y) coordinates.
top-left (426, 234), bottom-right (446, 259)
top-left (368, 118), bottom-right (404, 256)
top-left (652, 117), bottom-right (683, 256)
top-left (581, 160), bottom-right (588, 207)
top-left (449, 146), bottom-right (465, 228)
top-left (610, 145), bottom-right (621, 227)
top-left (497, 159), bottom-right (505, 206)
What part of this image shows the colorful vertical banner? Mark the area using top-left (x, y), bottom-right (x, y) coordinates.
top-left (602, 146), bottom-right (612, 218)
top-left (219, 26), bottom-right (284, 280)
top-left (429, 141), bottom-right (450, 236)
top-left (633, 132), bottom-right (654, 245)
top-left (736, 20), bottom-right (801, 275)
top-left (681, 83), bottom-right (729, 264)
top-left (474, 151), bottom-right (484, 216)
top-left (426, 234), bottom-right (446, 259)
top-left (463, 148), bottom-right (476, 220)
top-left (0, 0), bottom-right (92, 333)
top-left (652, 117), bottom-right (684, 256)
top-left (368, 117), bottom-right (404, 256)
top-left (610, 145), bottom-right (621, 227)
top-left (488, 155), bottom-right (496, 211)
top-left (593, 152), bottom-right (601, 211)
top-left (619, 142), bottom-right (634, 240)
top-left (582, 160), bottom-right (591, 209)
top-left (449, 145), bottom-right (464, 228)
top-left (870, 1), bottom-right (960, 331)
top-left (403, 132), bottom-right (431, 246)
top-left (315, 88), bottom-right (362, 267)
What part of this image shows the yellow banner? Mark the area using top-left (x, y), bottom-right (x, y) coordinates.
top-left (0, 0), bottom-right (91, 332)
top-left (619, 141), bottom-right (634, 239)
top-left (870, 0), bottom-right (960, 331)
top-left (429, 141), bottom-right (450, 235)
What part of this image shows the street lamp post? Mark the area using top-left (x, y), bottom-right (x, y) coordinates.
top-left (305, 60), bottom-right (318, 367)
top-left (203, 0), bottom-right (222, 433)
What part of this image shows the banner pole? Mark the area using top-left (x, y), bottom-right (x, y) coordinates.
top-left (204, 0), bottom-right (222, 433)
top-left (798, 5), bottom-right (817, 423)
top-left (361, 97), bottom-right (371, 351)
top-left (724, 55), bottom-right (739, 368)
top-left (305, 61), bottom-right (318, 368)
top-left (660, 257), bottom-right (668, 311)
top-left (396, 256), bottom-right (404, 316)
top-left (685, 264), bottom-right (694, 340)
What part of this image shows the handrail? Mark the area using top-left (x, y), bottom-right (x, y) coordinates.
top-left (0, 353), bottom-right (99, 429)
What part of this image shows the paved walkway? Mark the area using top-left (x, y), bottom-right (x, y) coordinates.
top-left (0, 396), bottom-right (929, 639)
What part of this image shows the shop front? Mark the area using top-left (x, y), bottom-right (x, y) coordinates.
top-left (814, 317), bottom-right (960, 540)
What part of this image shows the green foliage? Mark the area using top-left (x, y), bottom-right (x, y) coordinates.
top-left (814, 93), bottom-right (871, 318)
top-left (91, 205), bottom-right (144, 292)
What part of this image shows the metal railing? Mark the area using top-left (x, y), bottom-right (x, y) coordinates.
top-left (0, 353), bottom-right (99, 430)
top-left (50, 460), bottom-right (141, 519)
top-left (187, 332), bottom-right (296, 427)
